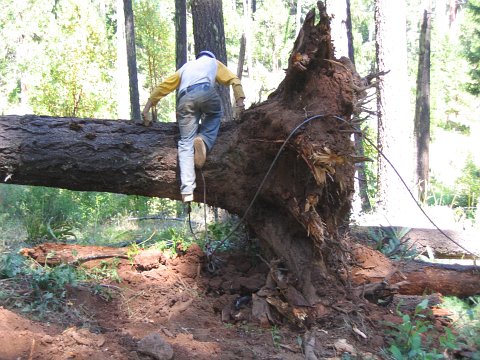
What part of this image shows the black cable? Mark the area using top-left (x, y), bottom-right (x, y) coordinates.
top-left (199, 113), bottom-right (478, 270)
top-left (330, 115), bottom-right (480, 262)
top-left (358, 129), bottom-right (480, 261)
top-left (207, 114), bottom-right (331, 261)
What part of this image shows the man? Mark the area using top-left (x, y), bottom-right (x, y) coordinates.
top-left (141, 50), bottom-right (245, 203)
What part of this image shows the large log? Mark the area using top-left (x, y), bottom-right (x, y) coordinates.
top-left (350, 244), bottom-right (480, 298)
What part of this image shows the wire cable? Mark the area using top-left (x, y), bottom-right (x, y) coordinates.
top-left (330, 115), bottom-right (480, 262)
top-left (207, 114), bottom-right (331, 262)
top-left (194, 113), bottom-right (478, 269)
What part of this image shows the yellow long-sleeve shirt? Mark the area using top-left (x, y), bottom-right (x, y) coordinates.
top-left (149, 58), bottom-right (245, 106)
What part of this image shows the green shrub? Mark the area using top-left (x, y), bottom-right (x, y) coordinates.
top-left (383, 299), bottom-right (457, 359)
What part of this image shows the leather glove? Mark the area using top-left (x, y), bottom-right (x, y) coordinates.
top-left (234, 98), bottom-right (245, 120)
top-left (142, 112), bottom-right (152, 127)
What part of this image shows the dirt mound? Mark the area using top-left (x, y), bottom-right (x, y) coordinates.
top-left (0, 244), bottom-right (396, 359)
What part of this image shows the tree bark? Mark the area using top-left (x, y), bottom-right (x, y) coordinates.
top-left (175, 0), bottom-right (187, 70)
top-left (123, 0), bottom-right (141, 121)
top-left (414, 8), bottom-right (431, 202)
top-left (350, 244), bottom-right (480, 298)
top-left (375, 0), bottom-right (414, 215)
top-left (191, 0), bottom-right (233, 121)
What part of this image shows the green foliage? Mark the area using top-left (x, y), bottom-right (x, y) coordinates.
top-left (0, 250), bottom-right (123, 318)
top-left (427, 156), bottom-right (479, 219)
top-left (270, 325), bottom-right (282, 349)
top-left (78, 258), bottom-right (122, 283)
top-left (0, 253), bottom-right (79, 316)
top-left (0, 0), bottom-right (117, 117)
top-left (369, 226), bottom-right (416, 260)
top-left (0, 184), bottom-right (181, 245)
top-left (455, 155), bottom-right (480, 210)
top-left (351, 0), bottom-right (375, 75)
top-left (0, 253), bottom-right (26, 279)
top-left (461, 0), bottom-right (480, 96)
top-left (134, 0), bottom-right (176, 122)
top-left (441, 296), bottom-right (480, 356)
top-left (383, 299), bottom-right (452, 359)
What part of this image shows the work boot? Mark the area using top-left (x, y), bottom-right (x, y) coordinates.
top-left (194, 137), bottom-right (207, 169)
top-left (182, 193), bottom-right (194, 202)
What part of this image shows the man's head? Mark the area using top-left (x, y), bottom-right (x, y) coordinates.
top-left (196, 50), bottom-right (216, 59)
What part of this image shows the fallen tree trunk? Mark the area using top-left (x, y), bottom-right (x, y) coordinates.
top-left (2, 3), bottom-right (357, 305)
top-left (350, 244), bottom-right (480, 297)
top-left (20, 243), bottom-right (129, 266)
top-left (2, 2), bottom-right (478, 307)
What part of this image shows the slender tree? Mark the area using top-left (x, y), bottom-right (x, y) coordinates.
top-left (462, 0), bottom-right (480, 96)
top-left (237, 33), bottom-right (246, 79)
top-left (191, 0), bottom-right (233, 121)
top-left (374, 0), bottom-right (414, 215)
top-left (116, 0), bottom-right (130, 119)
top-left (330, 0), bottom-right (372, 212)
top-left (123, 0), bottom-right (141, 121)
top-left (327, 0), bottom-right (348, 58)
top-left (414, 6), bottom-right (432, 202)
top-left (175, 0), bottom-right (187, 70)
top-left (349, 0), bottom-right (372, 213)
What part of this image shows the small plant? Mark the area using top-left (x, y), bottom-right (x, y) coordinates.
top-left (0, 251), bottom-right (122, 319)
top-left (369, 226), bottom-right (416, 260)
top-left (383, 298), bottom-right (457, 359)
top-left (440, 296), bottom-right (480, 356)
top-left (79, 258), bottom-right (122, 283)
top-left (270, 325), bottom-right (282, 349)
top-left (127, 242), bottom-right (141, 267)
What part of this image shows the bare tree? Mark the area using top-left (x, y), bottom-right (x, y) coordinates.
top-left (191, 0), bottom-right (233, 121)
top-left (175, 0), bottom-right (187, 70)
top-left (123, 0), bottom-right (141, 121)
top-left (414, 6), bottom-right (432, 202)
top-left (375, 0), bottom-right (414, 215)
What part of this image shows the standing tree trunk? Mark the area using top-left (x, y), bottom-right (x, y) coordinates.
top-left (237, 33), bottom-right (246, 79)
top-left (328, 0), bottom-right (348, 58)
top-left (123, 0), bottom-right (141, 121)
top-left (175, 0), bottom-right (188, 70)
top-left (191, 0), bottom-right (233, 121)
top-left (414, 8), bottom-right (431, 202)
top-left (116, 0), bottom-right (130, 119)
top-left (375, 0), bottom-right (413, 215)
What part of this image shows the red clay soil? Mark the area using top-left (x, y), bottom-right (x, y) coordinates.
top-left (0, 244), bottom-right (442, 360)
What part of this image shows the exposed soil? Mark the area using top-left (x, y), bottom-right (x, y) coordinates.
top-left (0, 233), bottom-right (467, 360)
top-left (0, 239), bottom-right (404, 360)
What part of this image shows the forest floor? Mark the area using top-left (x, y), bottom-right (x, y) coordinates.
top-left (0, 224), bottom-right (477, 360)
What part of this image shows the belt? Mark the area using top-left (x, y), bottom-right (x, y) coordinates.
top-left (178, 82), bottom-right (210, 101)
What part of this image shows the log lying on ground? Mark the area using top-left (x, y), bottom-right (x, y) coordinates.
top-left (350, 244), bottom-right (480, 297)
top-left (20, 243), bottom-right (129, 266)
top-left (1, 2), bottom-right (357, 305)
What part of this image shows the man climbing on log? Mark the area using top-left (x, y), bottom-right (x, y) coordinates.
top-left (141, 50), bottom-right (246, 203)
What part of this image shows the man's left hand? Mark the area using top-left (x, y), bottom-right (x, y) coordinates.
top-left (234, 98), bottom-right (245, 120)
top-left (142, 112), bottom-right (152, 126)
